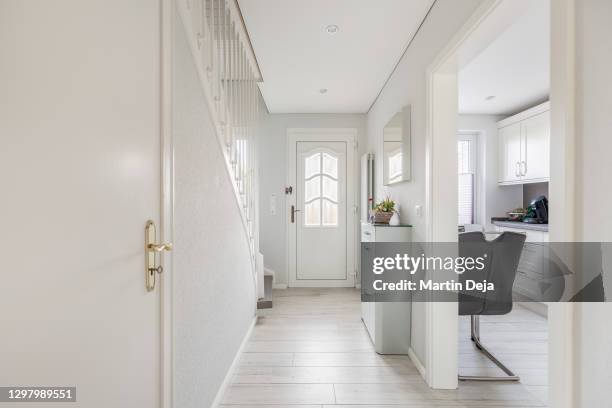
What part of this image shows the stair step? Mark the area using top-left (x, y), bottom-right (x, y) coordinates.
top-left (257, 274), bottom-right (273, 310)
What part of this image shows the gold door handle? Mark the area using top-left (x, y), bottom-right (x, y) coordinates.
top-left (148, 243), bottom-right (173, 252)
top-left (145, 220), bottom-right (172, 292)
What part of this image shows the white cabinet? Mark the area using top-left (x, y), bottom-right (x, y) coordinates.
top-left (499, 122), bottom-right (522, 183)
top-left (522, 110), bottom-right (550, 181)
top-left (498, 102), bottom-right (550, 185)
top-left (360, 222), bottom-right (412, 354)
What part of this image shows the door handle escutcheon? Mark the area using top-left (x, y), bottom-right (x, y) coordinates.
top-left (145, 220), bottom-right (172, 292)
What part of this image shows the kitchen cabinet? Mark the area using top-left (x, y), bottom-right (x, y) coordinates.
top-left (498, 102), bottom-right (550, 185)
top-left (492, 223), bottom-right (549, 243)
top-left (499, 123), bottom-right (522, 183)
top-left (522, 110), bottom-right (550, 181)
top-left (492, 223), bottom-right (549, 302)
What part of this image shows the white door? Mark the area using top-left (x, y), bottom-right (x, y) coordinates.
top-left (499, 122), bottom-right (522, 183)
top-left (522, 111), bottom-right (550, 181)
top-left (288, 130), bottom-right (356, 287)
top-left (0, 2), bottom-right (163, 407)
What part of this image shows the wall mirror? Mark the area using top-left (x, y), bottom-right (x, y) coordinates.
top-left (383, 105), bottom-right (411, 185)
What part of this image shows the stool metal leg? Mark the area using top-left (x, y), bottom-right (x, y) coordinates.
top-left (459, 316), bottom-right (520, 381)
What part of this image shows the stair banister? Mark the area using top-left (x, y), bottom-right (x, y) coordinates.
top-left (176, 0), bottom-right (262, 275)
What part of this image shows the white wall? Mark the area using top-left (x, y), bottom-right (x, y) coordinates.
top-left (259, 114), bottom-right (367, 285)
top-left (173, 14), bottom-right (256, 408)
top-left (366, 0), bottom-right (483, 368)
top-left (458, 115), bottom-right (522, 229)
top-left (572, 0), bottom-right (612, 405)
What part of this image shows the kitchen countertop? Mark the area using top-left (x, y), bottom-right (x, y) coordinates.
top-left (491, 219), bottom-right (549, 232)
top-left (370, 223), bottom-right (413, 227)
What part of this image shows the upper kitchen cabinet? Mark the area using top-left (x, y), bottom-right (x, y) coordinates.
top-left (499, 122), bottom-right (523, 183)
top-left (521, 110), bottom-right (550, 181)
top-left (498, 102), bottom-right (550, 185)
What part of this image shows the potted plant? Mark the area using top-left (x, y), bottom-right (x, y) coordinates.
top-left (372, 197), bottom-right (396, 224)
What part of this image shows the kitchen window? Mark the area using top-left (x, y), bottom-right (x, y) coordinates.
top-left (458, 134), bottom-right (477, 225)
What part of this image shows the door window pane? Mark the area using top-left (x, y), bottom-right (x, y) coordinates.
top-left (303, 150), bottom-right (340, 227)
top-left (304, 200), bottom-right (321, 226)
top-left (322, 200), bottom-right (338, 226)
top-left (305, 153), bottom-right (321, 179)
top-left (305, 176), bottom-right (321, 202)
top-left (322, 153), bottom-right (338, 178)
top-left (322, 176), bottom-right (338, 201)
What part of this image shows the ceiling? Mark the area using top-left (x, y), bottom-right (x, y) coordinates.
top-left (458, 0), bottom-right (550, 115)
top-left (238, 0), bottom-right (434, 114)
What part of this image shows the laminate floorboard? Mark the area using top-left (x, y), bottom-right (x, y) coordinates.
top-left (221, 288), bottom-right (548, 407)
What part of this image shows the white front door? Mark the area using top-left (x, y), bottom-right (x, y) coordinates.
top-left (0, 1), bottom-right (163, 406)
top-left (288, 130), bottom-right (356, 287)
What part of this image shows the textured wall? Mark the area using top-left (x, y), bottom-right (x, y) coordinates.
top-left (366, 0), bottom-right (483, 368)
top-left (173, 13), bottom-right (256, 408)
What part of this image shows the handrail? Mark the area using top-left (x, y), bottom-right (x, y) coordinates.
top-left (177, 0), bottom-right (261, 272)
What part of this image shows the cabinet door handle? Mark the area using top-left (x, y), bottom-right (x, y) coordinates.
top-left (521, 161), bottom-right (527, 176)
top-left (515, 162), bottom-right (520, 177)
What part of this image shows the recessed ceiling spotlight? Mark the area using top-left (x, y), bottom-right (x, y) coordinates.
top-left (319, 88), bottom-right (328, 94)
top-left (325, 25), bottom-right (339, 34)
top-left (485, 95), bottom-right (496, 101)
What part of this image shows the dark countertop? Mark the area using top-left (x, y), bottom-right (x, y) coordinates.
top-left (371, 223), bottom-right (413, 228)
top-left (491, 218), bottom-right (549, 232)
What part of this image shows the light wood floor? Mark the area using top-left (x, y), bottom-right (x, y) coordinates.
top-left (221, 288), bottom-right (548, 407)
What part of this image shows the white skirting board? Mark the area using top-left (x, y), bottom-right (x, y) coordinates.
top-left (211, 317), bottom-right (256, 408)
top-left (408, 347), bottom-right (427, 381)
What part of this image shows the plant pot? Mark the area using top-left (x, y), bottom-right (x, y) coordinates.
top-left (373, 211), bottom-right (393, 224)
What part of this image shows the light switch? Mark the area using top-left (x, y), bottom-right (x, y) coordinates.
top-left (270, 194), bottom-right (277, 215)
top-left (415, 205), bottom-right (422, 217)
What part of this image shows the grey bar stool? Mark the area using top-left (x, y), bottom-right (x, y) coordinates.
top-left (458, 231), bottom-right (526, 381)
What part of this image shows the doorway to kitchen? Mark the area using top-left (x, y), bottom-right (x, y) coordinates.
top-left (427, 0), bottom-right (574, 405)
top-left (286, 129), bottom-right (357, 287)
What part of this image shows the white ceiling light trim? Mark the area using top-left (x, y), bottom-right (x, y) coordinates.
top-left (325, 24), bottom-right (339, 34)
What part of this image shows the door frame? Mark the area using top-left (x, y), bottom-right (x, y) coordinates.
top-left (286, 128), bottom-right (358, 288)
top-left (160, 0), bottom-right (174, 406)
top-left (424, 0), bottom-right (576, 401)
